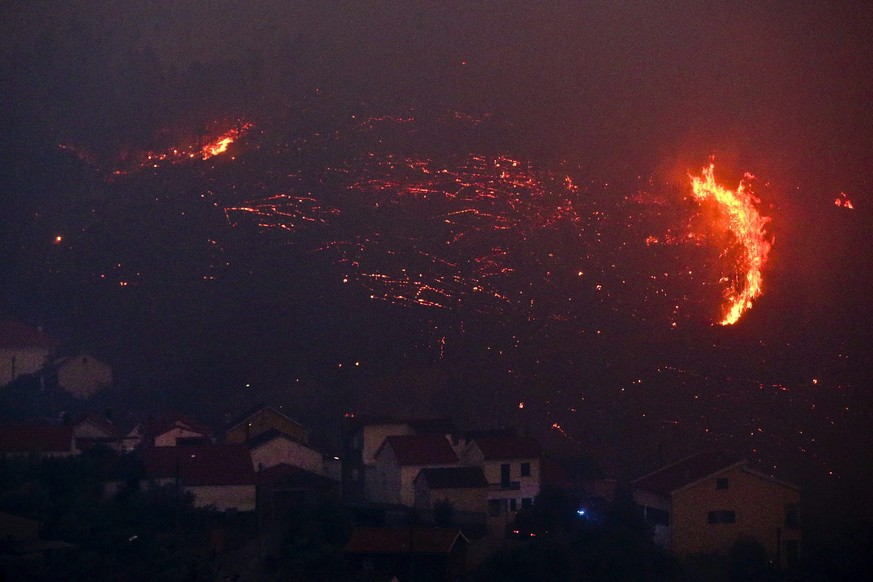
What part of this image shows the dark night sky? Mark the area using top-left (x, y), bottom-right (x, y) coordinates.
top-left (2, 1), bottom-right (872, 519)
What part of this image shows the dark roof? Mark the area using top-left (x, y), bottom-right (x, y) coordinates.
top-left (260, 463), bottom-right (337, 489)
top-left (415, 466), bottom-right (488, 489)
top-left (223, 402), bottom-right (304, 434)
top-left (377, 434), bottom-right (457, 466)
top-left (471, 435), bottom-right (542, 460)
top-left (142, 444), bottom-right (256, 486)
top-left (0, 425), bottom-right (74, 453)
top-left (74, 414), bottom-right (121, 437)
top-left (345, 527), bottom-right (467, 555)
top-left (632, 451), bottom-right (742, 495)
top-left (247, 427), bottom-right (314, 450)
top-left (0, 320), bottom-right (61, 349)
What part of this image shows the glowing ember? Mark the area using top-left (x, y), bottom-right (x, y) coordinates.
top-left (690, 163), bottom-right (772, 325)
top-left (834, 192), bottom-right (854, 209)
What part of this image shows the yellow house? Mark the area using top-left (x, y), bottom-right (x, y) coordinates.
top-left (633, 451), bottom-right (801, 569)
top-left (224, 403), bottom-right (308, 444)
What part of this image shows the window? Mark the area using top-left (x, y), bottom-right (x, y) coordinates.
top-left (707, 510), bottom-right (736, 524)
top-left (488, 499), bottom-right (503, 517)
top-left (510, 498), bottom-right (517, 512)
top-left (644, 506), bottom-right (670, 526)
top-left (520, 462), bottom-right (531, 477)
top-left (500, 463), bottom-right (511, 487)
top-left (716, 477), bottom-right (729, 489)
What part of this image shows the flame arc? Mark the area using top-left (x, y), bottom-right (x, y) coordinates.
top-left (690, 163), bottom-right (772, 325)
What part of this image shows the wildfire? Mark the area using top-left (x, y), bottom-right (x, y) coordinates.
top-left (690, 163), bottom-right (772, 325)
top-left (834, 192), bottom-right (854, 209)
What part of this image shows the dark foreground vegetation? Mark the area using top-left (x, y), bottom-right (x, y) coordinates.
top-left (2, 454), bottom-right (872, 581)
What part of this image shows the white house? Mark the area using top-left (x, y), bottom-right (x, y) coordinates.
top-left (369, 434), bottom-right (458, 506)
top-left (461, 435), bottom-right (542, 524)
top-left (248, 428), bottom-right (325, 475)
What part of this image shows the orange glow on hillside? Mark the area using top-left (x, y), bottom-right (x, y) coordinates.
top-left (690, 163), bottom-right (772, 325)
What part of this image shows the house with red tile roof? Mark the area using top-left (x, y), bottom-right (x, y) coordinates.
top-left (0, 320), bottom-right (60, 386)
top-left (345, 526), bottom-right (468, 582)
top-left (0, 425), bottom-right (76, 458)
top-left (632, 451), bottom-right (802, 568)
top-left (128, 411), bottom-right (213, 448)
top-left (343, 415), bottom-right (457, 502)
top-left (72, 414), bottom-right (138, 453)
top-left (141, 444), bottom-right (256, 511)
top-left (460, 435), bottom-right (542, 526)
top-left (369, 434), bottom-right (458, 506)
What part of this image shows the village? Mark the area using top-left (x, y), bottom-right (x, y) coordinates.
top-left (0, 318), bottom-right (810, 581)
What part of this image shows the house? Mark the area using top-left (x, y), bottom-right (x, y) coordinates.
top-left (141, 444), bottom-right (257, 511)
top-left (49, 352), bottom-right (112, 399)
top-left (258, 463), bottom-right (341, 527)
top-left (460, 435), bottom-right (542, 524)
top-left (248, 428), bottom-right (324, 474)
top-left (130, 411), bottom-right (213, 448)
top-left (343, 415), bottom-right (456, 502)
top-left (413, 467), bottom-right (489, 515)
top-left (72, 414), bottom-right (126, 453)
top-left (370, 434), bottom-right (458, 506)
top-left (0, 425), bottom-right (77, 458)
top-left (0, 320), bottom-right (60, 386)
top-left (632, 451), bottom-right (802, 568)
top-left (345, 526), bottom-right (468, 582)
top-left (224, 403), bottom-right (308, 445)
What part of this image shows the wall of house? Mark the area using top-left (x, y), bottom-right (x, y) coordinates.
top-left (369, 444), bottom-right (402, 504)
top-left (0, 347), bottom-right (52, 385)
top-left (671, 466), bottom-right (801, 566)
top-left (190, 485), bottom-right (257, 512)
top-left (154, 427), bottom-right (208, 447)
top-left (57, 355), bottom-right (112, 398)
top-left (250, 437), bottom-right (324, 474)
top-left (633, 488), bottom-right (673, 548)
top-left (415, 485), bottom-right (487, 514)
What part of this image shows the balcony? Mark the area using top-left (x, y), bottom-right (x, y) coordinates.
top-left (490, 481), bottom-right (521, 491)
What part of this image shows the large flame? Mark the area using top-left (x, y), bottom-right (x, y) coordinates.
top-left (690, 163), bottom-right (772, 325)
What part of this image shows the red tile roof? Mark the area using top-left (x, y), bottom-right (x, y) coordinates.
top-left (632, 451), bottom-right (742, 495)
top-left (471, 435), bottom-right (542, 460)
top-left (143, 444), bottom-right (256, 486)
top-left (0, 425), bottom-right (74, 454)
top-left (0, 321), bottom-right (61, 349)
top-left (345, 527), bottom-right (467, 555)
top-left (377, 434), bottom-right (457, 466)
